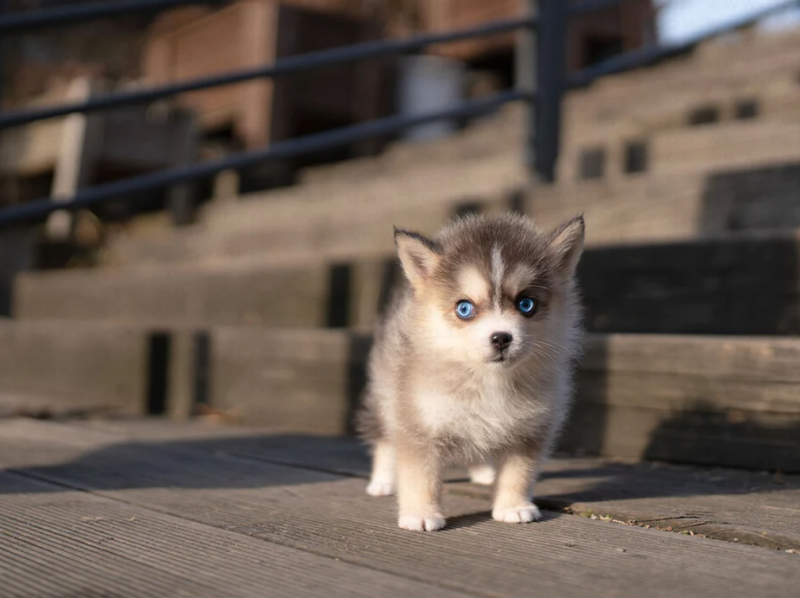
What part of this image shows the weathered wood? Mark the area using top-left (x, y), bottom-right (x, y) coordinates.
top-left (1, 320), bottom-right (797, 471)
top-left (579, 231), bottom-right (800, 335)
top-left (211, 328), bottom-right (370, 434)
top-left (102, 150), bottom-right (524, 268)
top-left (0, 469), bottom-right (465, 598)
top-left (1, 418), bottom-right (799, 598)
top-left (142, 1), bottom-right (387, 150)
top-left (0, 321), bottom-right (152, 417)
top-left (14, 261), bottom-right (331, 327)
top-left (530, 164), bottom-right (800, 247)
top-left (198, 329), bottom-right (800, 471)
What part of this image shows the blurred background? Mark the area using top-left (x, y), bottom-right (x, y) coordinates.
top-left (1, 0), bottom-right (800, 474)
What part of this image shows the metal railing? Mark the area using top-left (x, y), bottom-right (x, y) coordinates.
top-left (0, 0), bottom-right (798, 228)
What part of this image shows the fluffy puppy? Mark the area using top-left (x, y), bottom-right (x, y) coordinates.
top-left (358, 213), bottom-right (585, 532)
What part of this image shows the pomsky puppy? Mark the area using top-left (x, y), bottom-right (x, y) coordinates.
top-left (357, 212), bottom-right (585, 532)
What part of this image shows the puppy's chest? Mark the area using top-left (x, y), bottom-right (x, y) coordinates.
top-left (412, 381), bottom-right (535, 449)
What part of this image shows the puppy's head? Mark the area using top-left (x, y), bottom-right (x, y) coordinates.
top-left (395, 213), bottom-right (584, 370)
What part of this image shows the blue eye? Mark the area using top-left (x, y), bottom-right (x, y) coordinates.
top-left (517, 297), bottom-right (537, 315)
top-left (456, 300), bottom-right (475, 319)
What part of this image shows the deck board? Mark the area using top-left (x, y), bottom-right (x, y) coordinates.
top-left (1, 419), bottom-right (799, 598)
top-left (57, 418), bottom-right (800, 550)
top-left (0, 470), bottom-right (466, 598)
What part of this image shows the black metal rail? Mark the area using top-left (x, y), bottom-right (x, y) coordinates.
top-left (0, 0), bottom-right (221, 32)
top-left (0, 16), bottom-right (536, 129)
top-left (2, 0), bottom-right (797, 228)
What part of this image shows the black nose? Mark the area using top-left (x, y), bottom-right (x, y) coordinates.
top-left (491, 332), bottom-right (513, 351)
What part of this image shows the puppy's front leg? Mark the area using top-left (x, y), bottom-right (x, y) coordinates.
top-left (396, 440), bottom-right (444, 532)
top-left (492, 448), bottom-right (542, 523)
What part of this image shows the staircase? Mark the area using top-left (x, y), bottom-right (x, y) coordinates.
top-left (4, 27), bottom-right (800, 473)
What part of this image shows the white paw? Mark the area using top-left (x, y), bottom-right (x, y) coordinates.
top-left (366, 480), bottom-right (396, 497)
top-left (468, 464), bottom-right (496, 486)
top-left (398, 514), bottom-right (446, 532)
top-left (492, 504), bottom-right (542, 523)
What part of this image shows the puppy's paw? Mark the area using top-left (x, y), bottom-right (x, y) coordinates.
top-left (366, 480), bottom-right (396, 497)
top-left (492, 503), bottom-right (541, 524)
top-left (468, 463), bottom-right (496, 486)
top-left (398, 513), bottom-right (446, 532)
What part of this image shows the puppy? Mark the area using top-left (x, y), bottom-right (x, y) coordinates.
top-left (357, 212), bottom-right (585, 532)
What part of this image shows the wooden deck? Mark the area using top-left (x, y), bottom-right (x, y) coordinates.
top-left (0, 417), bottom-right (798, 597)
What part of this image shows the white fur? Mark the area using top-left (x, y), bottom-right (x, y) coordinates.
top-left (468, 462), bottom-right (496, 485)
top-left (366, 441), bottom-right (396, 496)
top-left (422, 306), bottom-right (522, 365)
top-left (492, 504), bottom-right (541, 523)
top-left (491, 244), bottom-right (504, 306)
top-left (458, 266), bottom-right (490, 304)
top-left (398, 514), bottom-right (446, 532)
top-left (412, 373), bottom-right (547, 456)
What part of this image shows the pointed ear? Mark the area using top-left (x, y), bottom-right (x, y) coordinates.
top-left (394, 227), bottom-right (441, 289)
top-left (548, 215), bottom-right (585, 278)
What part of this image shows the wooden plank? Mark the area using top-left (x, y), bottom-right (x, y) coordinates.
top-left (47, 418), bottom-right (800, 551)
top-left (579, 233), bottom-right (800, 335)
top-left (11, 418), bottom-right (800, 552)
top-left (14, 261), bottom-right (330, 327)
top-left (0, 470), bottom-right (466, 598)
top-left (1, 419), bottom-right (799, 598)
top-left (581, 334), bottom-right (800, 411)
top-left (199, 328), bottom-right (800, 470)
top-left (104, 151), bottom-right (523, 266)
top-left (211, 328), bottom-right (370, 434)
top-left (0, 321), bottom-right (151, 417)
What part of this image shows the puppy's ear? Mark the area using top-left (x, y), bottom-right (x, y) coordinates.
top-left (548, 215), bottom-right (585, 278)
top-left (394, 227), bottom-right (441, 289)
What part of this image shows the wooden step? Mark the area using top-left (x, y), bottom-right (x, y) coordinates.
top-left (14, 260), bottom-right (334, 327)
top-left (560, 119), bottom-right (800, 182)
top-left (105, 152), bottom-right (800, 270)
top-left (103, 153), bottom-right (521, 267)
top-left (202, 328), bottom-right (800, 471)
top-left (0, 319), bottom-right (153, 417)
top-left (0, 322), bottom-right (798, 472)
top-left (20, 227), bottom-right (800, 336)
top-left (530, 161), bottom-right (800, 245)
top-left (580, 229), bottom-right (800, 335)
top-left (570, 29), bottom-right (800, 112)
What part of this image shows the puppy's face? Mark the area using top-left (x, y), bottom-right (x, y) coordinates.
top-left (395, 214), bottom-right (584, 370)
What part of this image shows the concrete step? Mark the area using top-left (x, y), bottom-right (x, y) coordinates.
top-left (1, 321), bottom-right (798, 472)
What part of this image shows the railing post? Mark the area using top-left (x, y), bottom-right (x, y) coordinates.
top-left (516, 0), bottom-right (538, 177)
top-left (518, 0), bottom-right (567, 183)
